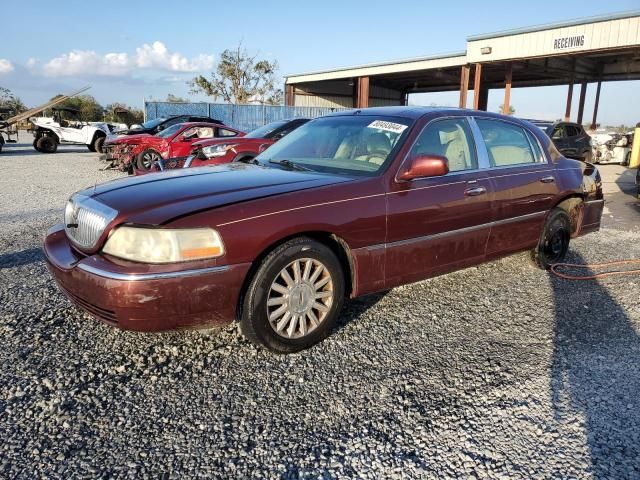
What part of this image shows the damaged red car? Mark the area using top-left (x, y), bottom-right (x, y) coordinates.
top-left (103, 122), bottom-right (244, 172)
top-left (151, 118), bottom-right (309, 173)
top-left (44, 107), bottom-right (604, 353)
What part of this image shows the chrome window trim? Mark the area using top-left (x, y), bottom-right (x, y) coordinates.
top-left (77, 263), bottom-right (230, 281)
top-left (394, 115), bottom-right (482, 183)
top-left (523, 128), bottom-right (547, 164)
top-left (467, 117), bottom-right (491, 170)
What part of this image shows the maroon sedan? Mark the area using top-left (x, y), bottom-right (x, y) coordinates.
top-left (44, 107), bottom-right (604, 353)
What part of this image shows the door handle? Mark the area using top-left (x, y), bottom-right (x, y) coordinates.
top-left (464, 186), bottom-right (487, 196)
top-left (540, 175), bottom-right (555, 183)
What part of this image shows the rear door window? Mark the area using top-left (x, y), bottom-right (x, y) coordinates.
top-left (476, 119), bottom-right (539, 167)
top-left (551, 125), bottom-right (565, 139)
top-left (565, 125), bottom-right (579, 137)
top-left (217, 128), bottom-right (239, 137)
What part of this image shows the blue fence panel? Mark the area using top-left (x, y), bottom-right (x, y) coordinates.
top-left (144, 102), bottom-right (350, 132)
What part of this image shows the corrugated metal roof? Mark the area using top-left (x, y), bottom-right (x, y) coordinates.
top-left (467, 9), bottom-right (640, 41)
top-left (284, 51), bottom-right (467, 79)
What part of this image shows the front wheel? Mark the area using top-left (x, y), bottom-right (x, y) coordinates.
top-left (36, 136), bottom-right (57, 153)
top-left (531, 208), bottom-right (571, 270)
top-left (240, 237), bottom-right (345, 353)
top-left (136, 149), bottom-right (161, 171)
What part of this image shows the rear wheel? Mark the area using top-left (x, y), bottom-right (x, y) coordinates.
top-left (136, 149), bottom-right (161, 171)
top-left (531, 208), bottom-right (571, 270)
top-left (36, 136), bottom-right (58, 154)
top-left (240, 237), bottom-right (345, 353)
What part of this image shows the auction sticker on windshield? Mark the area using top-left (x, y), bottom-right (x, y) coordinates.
top-left (367, 120), bottom-right (408, 134)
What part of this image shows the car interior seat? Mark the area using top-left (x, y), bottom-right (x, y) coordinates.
top-left (355, 132), bottom-right (392, 165)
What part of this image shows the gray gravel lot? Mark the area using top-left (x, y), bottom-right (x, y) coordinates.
top-left (1, 134), bottom-right (640, 479)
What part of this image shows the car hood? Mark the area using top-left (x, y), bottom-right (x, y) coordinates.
top-left (82, 163), bottom-right (353, 225)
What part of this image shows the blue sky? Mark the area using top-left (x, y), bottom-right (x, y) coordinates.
top-left (1, 0), bottom-right (638, 125)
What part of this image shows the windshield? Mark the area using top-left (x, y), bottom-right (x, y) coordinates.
top-left (245, 120), bottom-right (288, 139)
top-left (155, 123), bottom-right (183, 138)
top-left (255, 115), bottom-right (413, 176)
top-left (139, 118), bottom-right (165, 129)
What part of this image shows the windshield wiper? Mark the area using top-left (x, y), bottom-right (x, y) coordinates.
top-left (268, 159), bottom-right (312, 171)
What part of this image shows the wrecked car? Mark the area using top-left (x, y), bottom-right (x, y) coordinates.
top-left (102, 122), bottom-right (244, 172)
top-left (154, 118), bottom-right (310, 172)
top-left (44, 107), bottom-right (604, 353)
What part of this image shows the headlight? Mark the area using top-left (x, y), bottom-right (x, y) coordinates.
top-left (103, 227), bottom-right (224, 263)
top-left (201, 144), bottom-right (237, 158)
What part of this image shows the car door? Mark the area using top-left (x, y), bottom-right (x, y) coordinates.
top-left (385, 116), bottom-right (494, 288)
top-left (170, 126), bottom-right (215, 158)
top-left (474, 118), bottom-right (560, 257)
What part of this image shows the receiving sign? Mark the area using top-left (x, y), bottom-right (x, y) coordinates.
top-left (553, 35), bottom-right (585, 50)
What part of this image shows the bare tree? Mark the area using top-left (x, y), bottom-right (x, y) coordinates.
top-left (0, 87), bottom-right (27, 114)
top-left (190, 45), bottom-right (283, 105)
top-left (165, 94), bottom-right (187, 103)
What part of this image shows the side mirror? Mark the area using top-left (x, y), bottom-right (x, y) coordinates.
top-left (398, 154), bottom-right (449, 181)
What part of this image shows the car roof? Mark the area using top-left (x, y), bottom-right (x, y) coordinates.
top-left (174, 121), bottom-right (224, 128)
top-left (324, 106), bottom-right (537, 125)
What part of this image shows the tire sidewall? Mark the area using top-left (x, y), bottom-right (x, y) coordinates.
top-left (243, 240), bottom-right (345, 353)
top-left (535, 209), bottom-right (571, 269)
top-left (37, 136), bottom-right (57, 153)
top-left (94, 136), bottom-right (105, 154)
top-left (136, 149), bottom-right (159, 171)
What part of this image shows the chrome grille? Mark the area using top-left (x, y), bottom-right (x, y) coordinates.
top-left (64, 194), bottom-right (118, 249)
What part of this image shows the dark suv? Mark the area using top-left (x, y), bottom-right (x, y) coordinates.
top-left (117, 115), bottom-right (223, 136)
top-left (531, 121), bottom-right (592, 162)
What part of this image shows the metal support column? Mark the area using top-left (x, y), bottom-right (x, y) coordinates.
top-left (577, 81), bottom-right (587, 125)
top-left (459, 65), bottom-right (470, 108)
top-left (502, 63), bottom-right (512, 114)
top-left (473, 64), bottom-right (483, 110)
top-left (285, 84), bottom-right (295, 107)
top-left (355, 76), bottom-right (370, 108)
top-left (564, 59), bottom-right (576, 121)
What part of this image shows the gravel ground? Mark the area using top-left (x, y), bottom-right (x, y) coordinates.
top-left (1, 134), bottom-right (640, 479)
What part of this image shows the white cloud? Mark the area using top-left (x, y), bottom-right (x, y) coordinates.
top-left (43, 50), bottom-right (131, 76)
top-left (42, 41), bottom-right (213, 77)
top-left (135, 41), bottom-right (213, 72)
top-left (0, 59), bottom-right (14, 74)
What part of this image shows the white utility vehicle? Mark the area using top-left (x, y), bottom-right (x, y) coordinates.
top-left (30, 106), bottom-right (119, 154)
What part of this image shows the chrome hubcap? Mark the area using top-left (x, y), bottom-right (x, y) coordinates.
top-left (267, 258), bottom-right (333, 339)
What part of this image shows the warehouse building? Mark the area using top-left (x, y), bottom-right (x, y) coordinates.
top-left (284, 10), bottom-right (640, 128)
